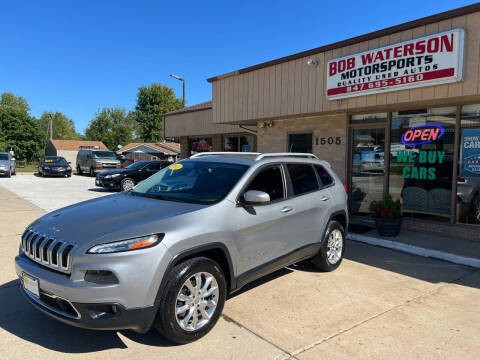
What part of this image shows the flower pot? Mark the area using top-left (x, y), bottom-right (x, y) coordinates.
top-left (374, 217), bottom-right (402, 237)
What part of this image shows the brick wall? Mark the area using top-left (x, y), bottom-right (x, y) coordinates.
top-left (257, 114), bottom-right (348, 182)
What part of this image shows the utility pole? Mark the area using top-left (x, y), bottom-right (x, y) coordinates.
top-left (49, 113), bottom-right (53, 140)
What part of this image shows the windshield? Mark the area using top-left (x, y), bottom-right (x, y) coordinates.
top-left (92, 151), bottom-right (117, 159)
top-left (0, 154), bottom-right (8, 161)
top-left (43, 157), bottom-right (67, 165)
top-left (125, 161), bottom-right (147, 170)
top-left (132, 161), bottom-right (249, 204)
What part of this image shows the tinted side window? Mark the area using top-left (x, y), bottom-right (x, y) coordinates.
top-left (287, 164), bottom-right (318, 195)
top-left (246, 166), bottom-right (284, 201)
top-left (315, 165), bottom-right (334, 187)
top-left (145, 162), bottom-right (161, 171)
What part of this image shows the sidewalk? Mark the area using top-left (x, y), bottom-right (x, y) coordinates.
top-left (348, 226), bottom-right (480, 269)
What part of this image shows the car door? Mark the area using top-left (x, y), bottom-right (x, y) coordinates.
top-left (284, 163), bottom-right (334, 248)
top-left (232, 164), bottom-right (300, 281)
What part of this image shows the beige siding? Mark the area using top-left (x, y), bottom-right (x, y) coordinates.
top-left (164, 108), bottom-right (243, 137)
top-left (56, 150), bottom-right (78, 167)
top-left (213, 12), bottom-right (480, 124)
top-left (257, 114), bottom-right (348, 182)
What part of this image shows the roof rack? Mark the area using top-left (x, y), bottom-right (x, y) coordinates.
top-left (190, 152), bottom-right (261, 158)
top-left (255, 153), bottom-right (319, 161)
top-left (190, 152), bottom-right (319, 161)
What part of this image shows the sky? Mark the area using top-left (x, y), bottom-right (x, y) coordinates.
top-left (0, 0), bottom-right (477, 134)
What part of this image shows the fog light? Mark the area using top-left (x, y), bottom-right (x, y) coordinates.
top-left (85, 270), bottom-right (119, 285)
top-left (85, 304), bottom-right (118, 319)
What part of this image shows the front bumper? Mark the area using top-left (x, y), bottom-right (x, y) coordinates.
top-left (15, 242), bottom-right (172, 332)
top-left (42, 168), bottom-right (72, 176)
top-left (95, 177), bottom-right (121, 189)
top-left (20, 285), bottom-right (156, 332)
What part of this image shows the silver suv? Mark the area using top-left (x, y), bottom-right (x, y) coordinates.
top-left (0, 151), bottom-right (16, 177)
top-left (15, 152), bottom-right (348, 344)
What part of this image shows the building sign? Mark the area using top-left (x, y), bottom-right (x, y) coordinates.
top-left (460, 129), bottom-right (480, 178)
top-left (326, 29), bottom-right (465, 100)
top-left (401, 124), bottom-right (445, 146)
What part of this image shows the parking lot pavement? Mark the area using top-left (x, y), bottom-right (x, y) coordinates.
top-left (0, 183), bottom-right (479, 359)
top-left (0, 174), bottom-right (112, 212)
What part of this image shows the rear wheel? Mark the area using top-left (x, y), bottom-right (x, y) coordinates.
top-left (311, 220), bottom-right (345, 272)
top-left (6, 171), bottom-right (11, 178)
top-left (77, 165), bottom-right (82, 175)
top-left (154, 257), bottom-right (226, 344)
top-left (120, 177), bottom-right (135, 191)
top-left (89, 167), bottom-right (95, 177)
top-left (472, 196), bottom-right (480, 223)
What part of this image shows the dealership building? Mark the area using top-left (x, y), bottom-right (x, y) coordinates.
top-left (164, 3), bottom-right (480, 241)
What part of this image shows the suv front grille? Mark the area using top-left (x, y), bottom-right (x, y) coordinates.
top-left (21, 228), bottom-right (76, 274)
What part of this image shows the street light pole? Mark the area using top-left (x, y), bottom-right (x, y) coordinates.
top-left (170, 74), bottom-right (185, 107)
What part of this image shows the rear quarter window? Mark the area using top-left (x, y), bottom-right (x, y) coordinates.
top-left (287, 163), bottom-right (319, 196)
top-left (315, 165), bottom-right (334, 187)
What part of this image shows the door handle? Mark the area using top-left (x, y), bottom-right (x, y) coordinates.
top-left (321, 196), bottom-right (330, 202)
top-left (281, 206), bottom-right (293, 213)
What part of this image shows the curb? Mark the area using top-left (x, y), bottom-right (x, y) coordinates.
top-left (347, 233), bottom-right (480, 269)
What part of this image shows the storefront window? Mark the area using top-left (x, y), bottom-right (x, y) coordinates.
top-left (188, 137), bottom-right (213, 156)
top-left (389, 107), bottom-right (456, 221)
top-left (289, 133), bottom-right (312, 153)
top-left (457, 104), bottom-right (480, 225)
top-left (224, 135), bottom-right (254, 152)
top-left (350, 127), bottom-right (385, 214)
top-left (351, 113), bottom-right (387, 124)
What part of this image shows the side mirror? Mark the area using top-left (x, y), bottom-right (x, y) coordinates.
top-left (243, 190), bottom-right (270, 205)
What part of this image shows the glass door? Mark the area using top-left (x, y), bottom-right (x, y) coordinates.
top-left (350, 127), bottom-right (386, 214)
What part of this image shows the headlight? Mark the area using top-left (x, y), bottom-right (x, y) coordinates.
top-left (87, 234), bottom-right (164, 254)
top-left (67, 166), bottom-right (71, 170)
top-left (105, 173), bottom-right (121, 179)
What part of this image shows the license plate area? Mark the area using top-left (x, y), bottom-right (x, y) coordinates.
top-left (23, 273), bottom-right (40, 298)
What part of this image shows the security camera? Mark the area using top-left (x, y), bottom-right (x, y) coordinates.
top-left (307, 59), bottom-right (318, 67)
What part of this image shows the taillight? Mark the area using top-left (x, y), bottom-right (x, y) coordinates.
top-left (343, 184), bottom-right (348, 192)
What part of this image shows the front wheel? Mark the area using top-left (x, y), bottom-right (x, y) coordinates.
top-left (77, 165), bottom-right (82, 175)
top-left (472, 196), bottom-right (480, 224)
top-left (311, 220), bottom-right (345, 272)
top-left (6, 171), bottom-right (11, 178)
top-left (89, 167), bottom-right (95, 177)
top-left (154, 257), bottom-right (226, 344)
top-left (120, 177), bottom-right (135, 191)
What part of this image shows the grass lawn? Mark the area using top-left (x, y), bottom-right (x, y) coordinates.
top-left (16, 165), bottom-right (38, 173)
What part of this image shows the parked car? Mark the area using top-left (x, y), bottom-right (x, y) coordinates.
top-left (38, 156), bottom-right (72, 177)
top-left (0, 151), bottom-right (16, 177)
top-left (15, 152), bottom-right (348, 344)
top-left (95, 160), bottom-right (168, 191)
top-left (76, 149), bottom-right (121, 177)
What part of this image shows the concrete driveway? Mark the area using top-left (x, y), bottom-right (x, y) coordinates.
top-left (0, 180), bottom-right (479, 359)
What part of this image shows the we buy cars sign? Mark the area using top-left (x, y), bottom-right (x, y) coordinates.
top-left (326, 29), bottom-right (465, 100)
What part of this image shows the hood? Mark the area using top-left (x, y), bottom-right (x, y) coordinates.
top-left (97, 168), bottom-right (127, 177)
top-left (28, 193), bottom-right (207, 248)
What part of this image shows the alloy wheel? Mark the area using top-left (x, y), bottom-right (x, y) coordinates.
top-left (326, 229), bottom-right (343, 265)
top-left (122, 179), bottom-right (135, 191)
top-left (175, 272), bottom-right (219, 332)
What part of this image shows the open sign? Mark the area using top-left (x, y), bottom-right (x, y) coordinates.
top-left (401, 124), bottom-right (445, 146)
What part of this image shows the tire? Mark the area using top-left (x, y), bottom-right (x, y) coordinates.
top-left (67, 173), bottom-right (72, 178)
top-left (12, 167), bottom-right (16, 175)
top-left (77, 165), bottom-right (82, 175)
top-left (311, 220), bottom-right (345, 272)
top-left (154, 257), bottom-right (226, 344)
top-left (120, 177), bottom-right (135, 192)
top-left (89, 167), bottom-right (95, 177)
top-left (6, 171), bottom-right (11, 178)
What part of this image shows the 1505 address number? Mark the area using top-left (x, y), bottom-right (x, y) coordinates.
top-left (317, 137), bottom-right (342, 145)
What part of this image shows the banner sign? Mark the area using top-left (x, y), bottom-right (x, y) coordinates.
top-left (326, 29), bottom-right (465, 100)
top-left (460, 129), bottom-right (480, 178)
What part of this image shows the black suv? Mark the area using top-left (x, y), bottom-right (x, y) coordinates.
top-left (95, 160), bottom-right (168, 191)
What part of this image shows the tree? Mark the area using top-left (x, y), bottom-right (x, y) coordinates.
top-left (0, 107), bottom-right (44, 161)
top-left (85, 107), bottom-right (136, 150)
top-left (134, 83), bottom-right (183, 142)
top-left (38, 111), bottom-right (81, 141)
top-left (0, 92), bottom-right (30, 113)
